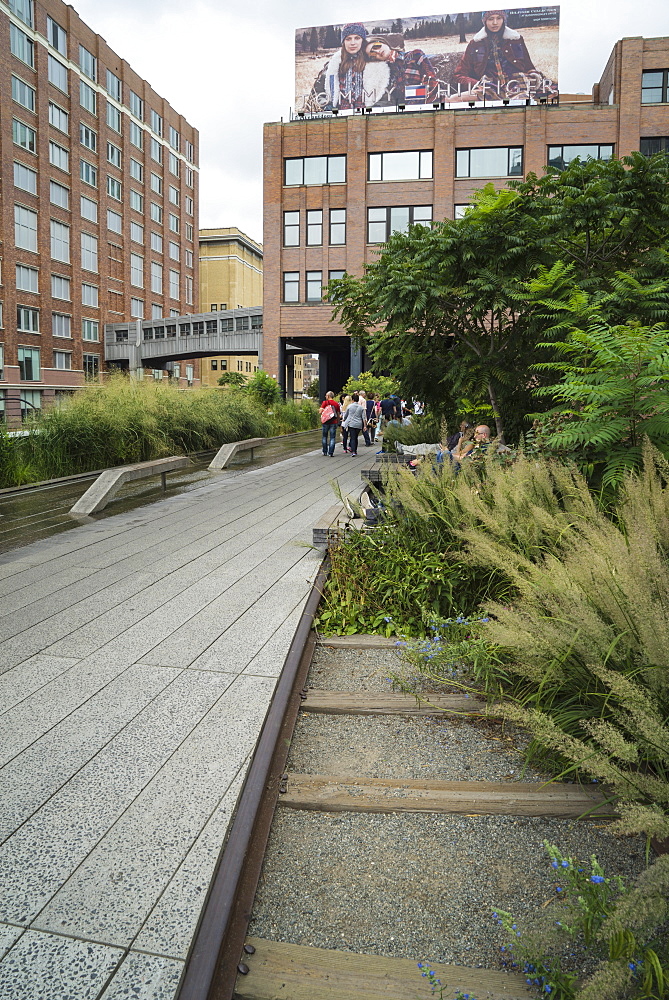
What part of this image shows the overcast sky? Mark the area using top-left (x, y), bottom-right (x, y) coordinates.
top-left (73, 0), bottom-right (669, 245)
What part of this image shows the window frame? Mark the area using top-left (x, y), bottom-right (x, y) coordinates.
top-left (284, 155), bottom-right (346, 186)
top-left (47, 54), bottom-right (69, 94)
top-left (547, 144), bottom-right (614, 171)
top-left (50, 219), bottom-right (70, 262)
top-left (641, 69), bottom-right (669, 105)
top-left (366, 205), bottom-right (433, 244)
top-left (283, 271), bottom-right (300, 303)
top-left (13, 118), bottom-right (36, 154)
top-left (50, 179), bottom-right (70, 210)
top-left (455, 146), bottom-right (523, 179)
top-left (306, 210), bottom-right (323, 246)
top-left (329, 208), bottom-right (346, 246)
top-left (14, 161), bottom-right (37, 194)
top-left (306, 270), bottom-right (323, 302)
top-left (12, 75), bottom-right (36, 112)
top-left (368, 150), bottom-right (433, 182)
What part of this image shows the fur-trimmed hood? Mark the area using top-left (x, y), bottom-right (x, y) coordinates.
top-left (324, 49), bottom-right (390, 107)
top-left (472, 24), bottom-right (521, 41)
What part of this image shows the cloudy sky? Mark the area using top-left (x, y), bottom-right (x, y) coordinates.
top-left (73, 0), bottom-right (669, 245)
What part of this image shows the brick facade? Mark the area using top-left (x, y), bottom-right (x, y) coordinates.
top-left (1, 0), bottom-right (199, 419)
top-left (263, 35), bottom-right (669, 396)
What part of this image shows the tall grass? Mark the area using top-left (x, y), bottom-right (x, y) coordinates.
top-left (268, 399), bottom-right (320, 434)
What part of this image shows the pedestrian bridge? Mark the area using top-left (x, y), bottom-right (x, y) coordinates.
top-left (104, 307), bottom-right (262, 369)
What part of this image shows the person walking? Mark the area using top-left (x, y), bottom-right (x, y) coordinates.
top-left (361, 392), bottom-right (377, 444)
top-left (340, 394), bottom-right (353, 452)
top-left (320, 391), bottom-right (341, 457)
top-left (341, 392), bottom-right (367, 456)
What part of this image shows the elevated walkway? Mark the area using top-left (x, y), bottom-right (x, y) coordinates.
top-left (0, 444), bottom-right (366, 998)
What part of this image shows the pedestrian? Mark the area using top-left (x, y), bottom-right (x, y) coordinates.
top-left (320, 391), bottom-right (341, 457)
top-left (340, 394), bottom-right (353, 452)
top-left (341, 392), bottom-right (367, 456)
top-left (359, 391), bottom-right (376, 446)
top-left (379, 393), bottom-right (396, 429)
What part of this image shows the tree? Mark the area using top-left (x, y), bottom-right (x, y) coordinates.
top-left (245, 371), bottom-right (281, 407)
top-left (306, 377), bottom-right (320, 399)
top-left (309, 27), bottom-right (318, 53)
top-left (341, 372), bottom-right (400, 400)
top-left (329, 154), bottom-right (669, 444)
top-left (218, 371), bottom-right (247, 389)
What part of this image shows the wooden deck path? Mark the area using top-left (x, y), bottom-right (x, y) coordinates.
top-left (0, 446), bottom-right (366, 1000)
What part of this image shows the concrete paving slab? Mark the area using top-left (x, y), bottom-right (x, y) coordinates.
top-left (0, 447), bottom-right (366, 997)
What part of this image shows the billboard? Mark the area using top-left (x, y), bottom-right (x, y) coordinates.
top-left (295, 7), bottom-right (559, 112)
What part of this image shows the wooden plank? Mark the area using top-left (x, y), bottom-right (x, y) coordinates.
top-left (316, 635), bottom-right (398, 649)
top-left (279, 774), bottom-right (616, 819)
top-left (302, 690), bottom-right (484, 715)
top-left (234, 937), bottom-right (531, 1000)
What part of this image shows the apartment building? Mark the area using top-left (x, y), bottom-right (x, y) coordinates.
top-left (263, 35), bottom-right (669, 397)
top-left (2, 0), bottom-right (199, 419)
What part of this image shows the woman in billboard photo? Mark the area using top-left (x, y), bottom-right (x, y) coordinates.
top-left (454, 9), bottom-right (538, 97)
top-left (313, 23), bottom-right (370, 110)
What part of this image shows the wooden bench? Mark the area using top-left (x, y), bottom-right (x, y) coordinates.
top-left (312, 501), bottom-right (363, 546)
top-left (208, 437), bottom-right (265, 470)
top-left (70, 455), bottom-right (192, 516)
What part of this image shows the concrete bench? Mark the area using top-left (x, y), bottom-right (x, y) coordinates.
top-left (70, 456), bottom-right (191, 516)
top-left (312, 500), bottom-right (364, 546)
top-left (208, 437), bottom-right (265, 470)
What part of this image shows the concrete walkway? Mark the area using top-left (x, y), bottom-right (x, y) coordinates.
top-left (0, 446), bottom-right (367, 1000)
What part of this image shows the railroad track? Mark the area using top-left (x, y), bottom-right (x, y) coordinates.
top-left (176, 560), bottom-right (645, 1000)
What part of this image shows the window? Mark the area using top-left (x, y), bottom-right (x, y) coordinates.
top-left (150, 203), bottom-right (162, 223)
top-left (641, 70), bottom-right (669, 105)
top-left (129, 122), bottom-right (143, 150)
top-left (130, 190), bottom-right (144, 213)
top-left (20, 388), bottom-right (41, 418)
top-left (211, 360), bottom-right (218, 371)
top-left (151, 138), bottom-right (163, 164)
top-left (307, 210), bottom-right (323, 245)
top-left (454, 204), bottom-right (470, 219)
top-left (185, 196), bottom-right (193, 216)
top-left (103, 68), bottom-right (120, 99)
top-left (14, 162), bottom-right (37, 194)
top-left (107, 209), bottom-right (122, 233)
top-left (106, 143), bottom-right (121, 169)
top-left (81, 233), bottom-right (98, 272)
top-left (126, 223), bottom-right (143, 247)
top-left (51, 275), bottom-right (70, 300)
top-left (169, 269), bottom-right (179, 299)
top-left (168, 241), bottom-right (179, 260)
top-left (80, 81), bottom-right (96, 116)
top-left (185, 276), bottom-right (193, 305)
top-left (129, 90), bottom-right (144, 120)
top-left (50, 220), bottom-right (70, 261)
top-left (168, 185), bottom-right (179, 206)
top-left (80, 196), bottom-right (97, 222)
top-left (106, 103), bottom-right (121, 133)
top-left (53, 350), bottom-right (71, 370)
top-left (328, 270), bottom-right (346, 284)
top-left (219, 318), bottom-right (233, 332)
top-left (15, 205), bottom-right (38, 252)
top-left (456, 146), bottom-right (523, 178)
top-left (18, 347), bottom-right (40, 380)
top-left (306, 271), bottom-right (322, 302)
top-left (169, 126), bottom-right (180, 151)
top-left (185, 364), bottom-right (194, 385)
top-left (236, 316), bottom-right (249, 331)
top-left (16, 265), bottom-right (38, 292)
top-left (150, 263), bottom-right (163, 294)
top-left (12, 76), bottom-right (35, 112)
top-left (186, 166), bottom-right (194, 187)
top-left (107, 176), bottom-right (122, 201)
top-left (185, 223), bottom-right (193, 242)
top-left (367, 205), bottom-right (432, 243)
top-left (168, 214), bottom-right (179, 233)
top-left (185, 249), bottom-right (193, 267)
top-left (82, 319), bottom-right (99, 341)
top-left (284, 155), bottom-right (346, 186)
top-left (329, 209), bottom-right (346, 245)
top-left (13, 119), bottom-right (36, 153)
top-left (131, 253), bottom-right (144, 287)
top-left (283, 211), bottom-right (299, 246)
top-left (49, 141), bottom-right (69, 171)
top-left (17, 306), bottom-right (39, 332)
top-left (131, 298), bottom-right (144, 318)
top-left (80, 123), bottom-right (97, 151)
top-left (52, 313), bottom-right (71, 337)
top-left (9, 0), bottom-right (33, 28)
top-left (152, 306), bottom-right (163, 321)
top-left (150, 173), bottom-right (163, 194)
top-left (83, 354), bottom-right (99, 378)
top-left (169, 152), bottom-right (179, 176)
top-left (48, 55), bottom-right (68, 93)
top-left (127, 159), bottom-right (142, 183)
top-left (82, 283), bottom-right (98, 307)
top-left (79, 45), bottom-right (96, 81)
top-left (80, 159), bottom-right (97, 187)
top-left (251, 315), bottom-right (262, 330)
top-left (49, 102), bottom-right (69, 132)
top-left (151, 110), bottom-right (163, 136)
top-left (283, 272), bottom-right (299, 302)
top-left (10, 25), bottom-right (34, 67)
top-left (151, 233), bottom-right (163, 253)
top-left (640, 136), bottom-right (669, 156)
top-left (548, 145), bottom-right (614, 170)
top-left (47, 16), bottom-right (67, 55)
top-left (368, 150), bottom-right (433, 181)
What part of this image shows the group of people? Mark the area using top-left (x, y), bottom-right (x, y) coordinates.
top-left (311, 11), bottom-right (544, 112)
top-left (319, 390), bottom-right (418, 456)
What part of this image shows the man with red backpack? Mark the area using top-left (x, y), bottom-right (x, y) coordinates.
top-left (320, 391), bottom-right (341, 457)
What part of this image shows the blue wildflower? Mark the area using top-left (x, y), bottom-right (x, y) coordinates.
top-left (551, 860), bottom-right (559, 869)
top-left (590, 875), bottom-right (605, 884)
top-left (561, 860), bottom-right (569, 868)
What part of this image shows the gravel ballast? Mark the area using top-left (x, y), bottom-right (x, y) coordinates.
top-left (308, 647), bottom-right (404, 692)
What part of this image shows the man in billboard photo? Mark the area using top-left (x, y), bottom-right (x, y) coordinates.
top-left (454, 9), bottom-right (538, 98)
top-left (364, 35), bottom-right (439, 105)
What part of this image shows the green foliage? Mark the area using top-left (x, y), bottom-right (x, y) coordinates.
top-left (245, 370), bottom-right (282, 407)
top-left (380, 414), bottom-right (442, 453)
top-left (340, 371), bottom-right (400, 400)
top-left (268, 400), bottom-right (319, 434)
top-left (217, 371), bottom-right (247, 388)
top-left (306, 377), bottom-right (320, 399)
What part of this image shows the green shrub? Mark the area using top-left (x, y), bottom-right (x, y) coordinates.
top-left (268, 400), bottom-right (319, 435)
top-left (381, 414), bottom-right (442, 452)
top-left (246, 371), bottom-right (282, 407)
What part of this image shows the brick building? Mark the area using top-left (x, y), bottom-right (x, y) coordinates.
top-left (263, 35), bottom-right (669, 397)
top-left (2, 0), bottom-right (199, 420)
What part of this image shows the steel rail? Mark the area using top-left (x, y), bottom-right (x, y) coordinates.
top-left (175, 557), bottom-right (329, 1000)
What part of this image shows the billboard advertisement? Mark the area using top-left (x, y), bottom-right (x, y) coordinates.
top-left (295, 7), bottom-right (559, 112)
